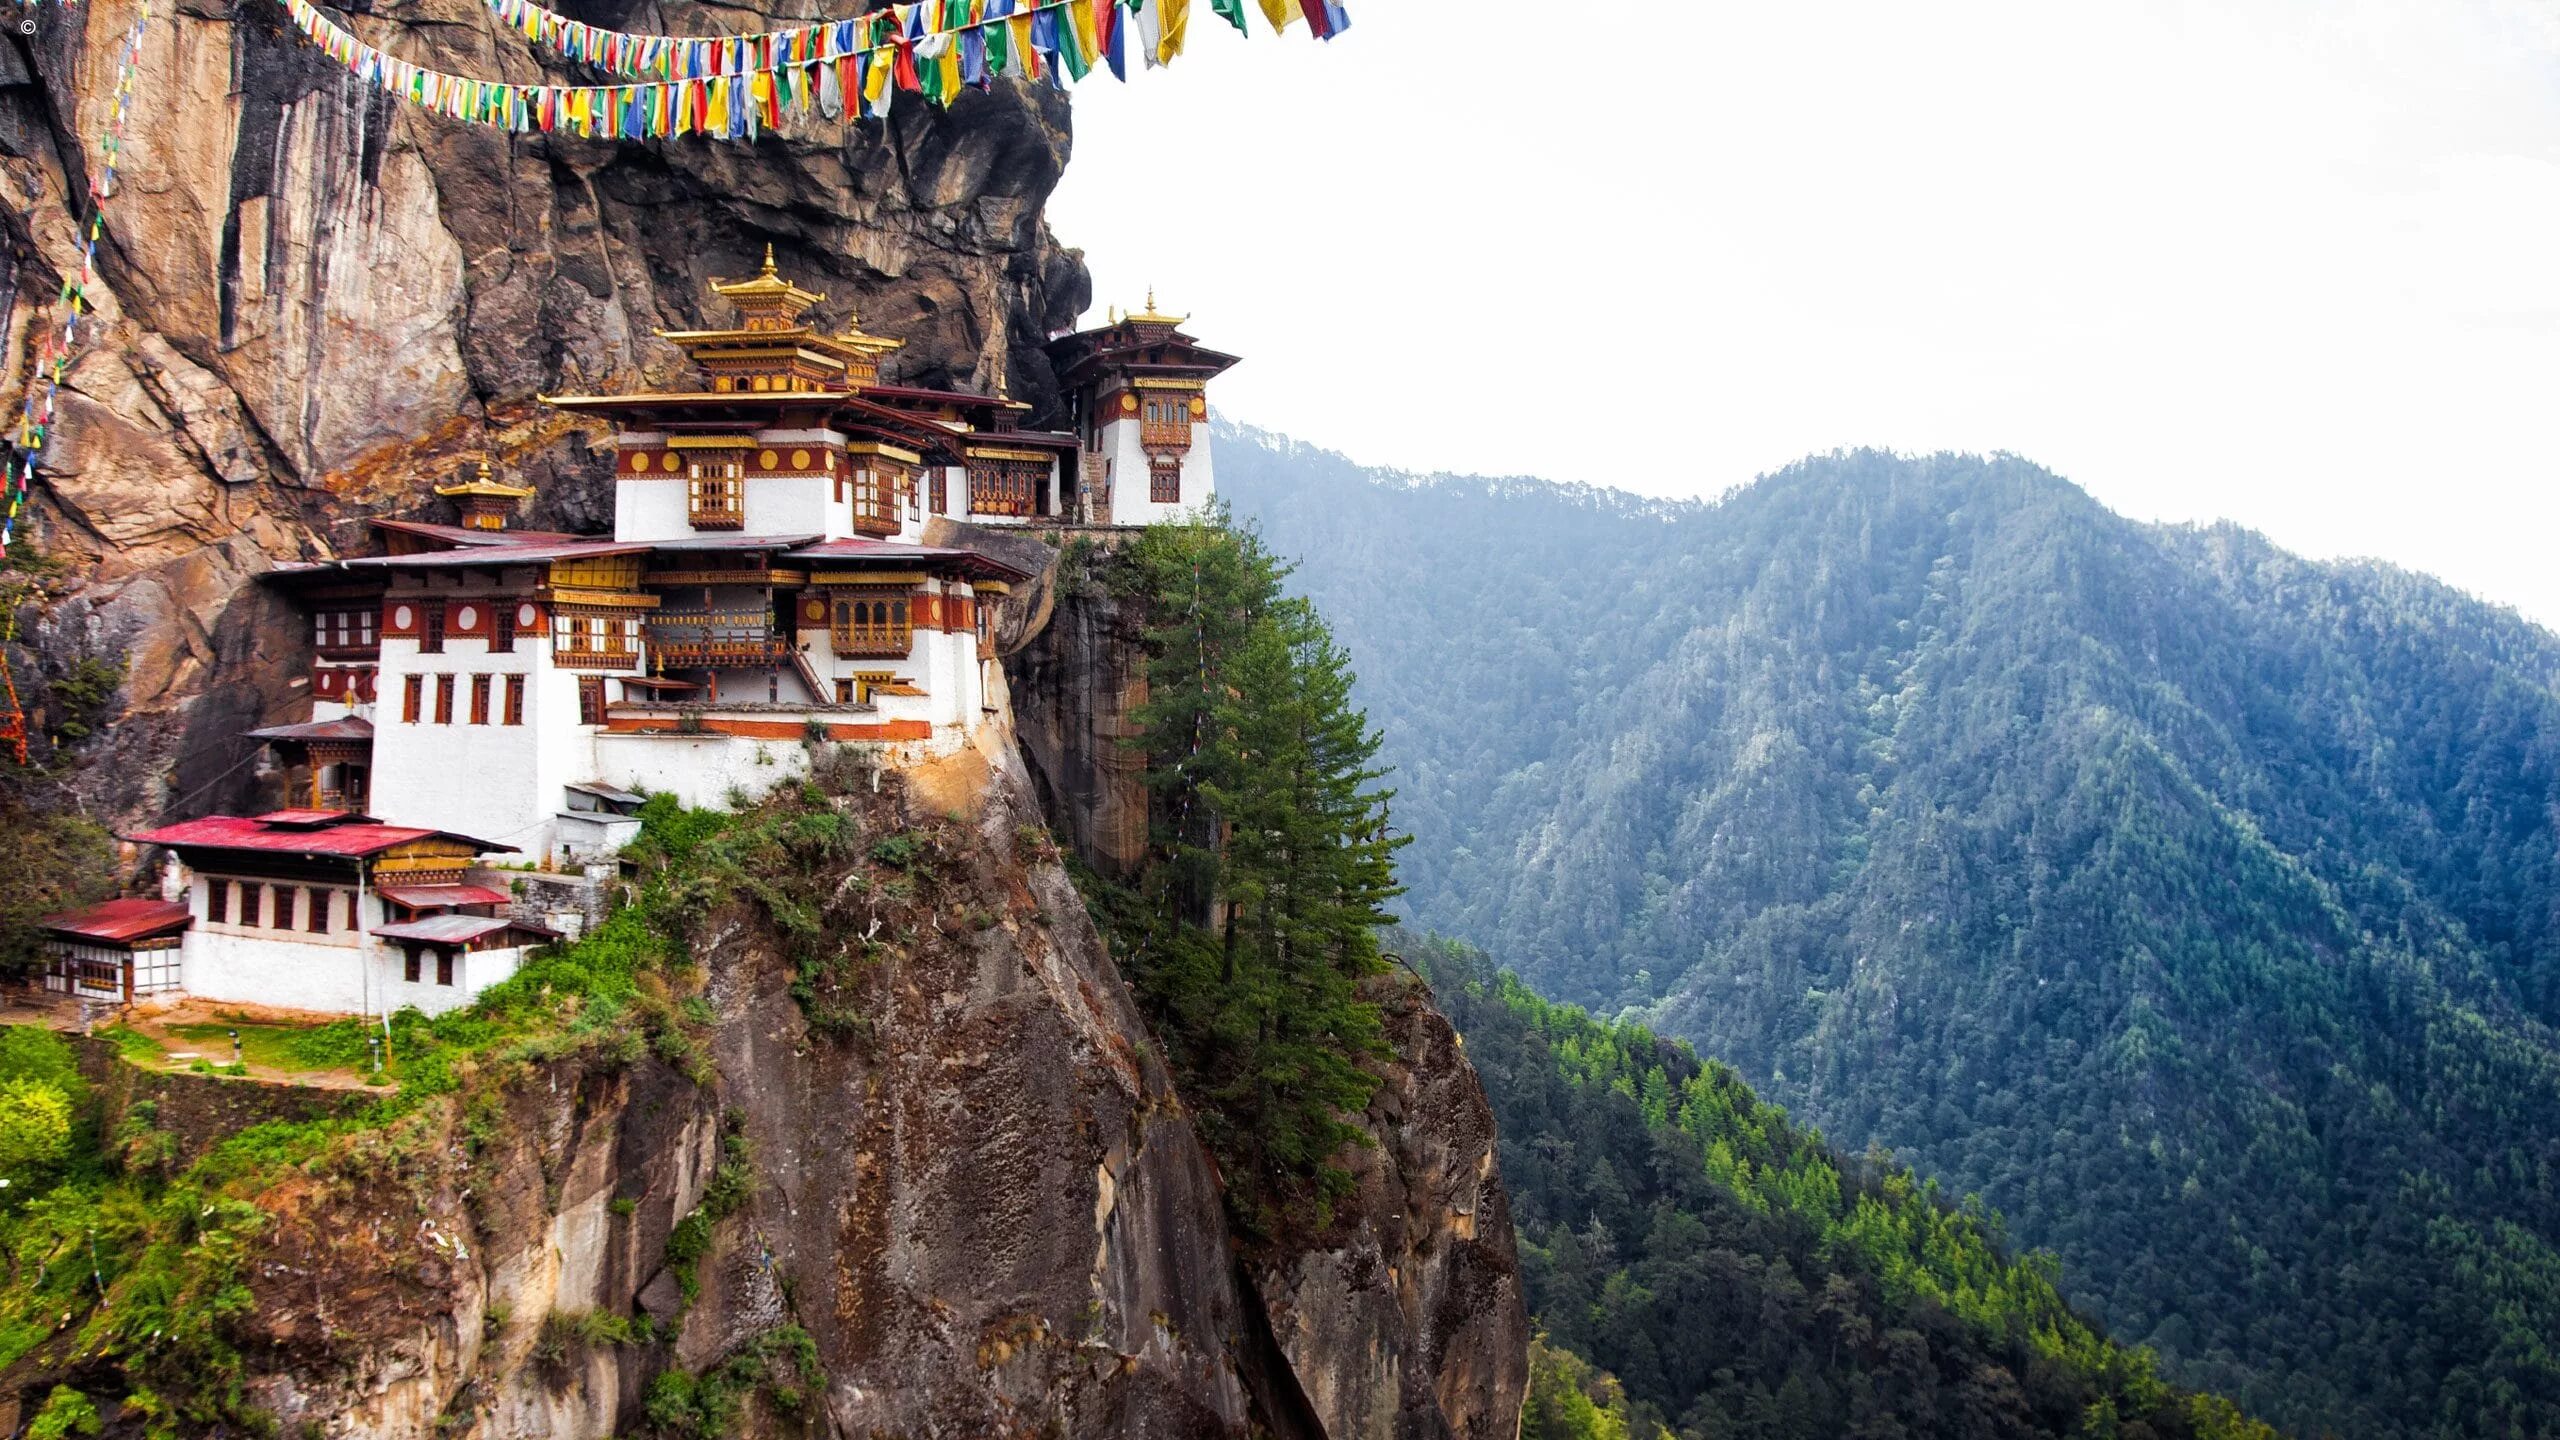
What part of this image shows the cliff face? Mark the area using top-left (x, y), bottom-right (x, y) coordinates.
top-left (0, 12), bottom-right (1532, 1431)
top-left (0, 0), bottom-right (1086, 825)
top-left (208, 731), bottom-right (1523, 1438)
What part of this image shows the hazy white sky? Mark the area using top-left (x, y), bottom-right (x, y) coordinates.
top-left (1051, 0), bottom-right (2560, 625)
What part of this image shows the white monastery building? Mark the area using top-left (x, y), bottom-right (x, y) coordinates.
top-left (40, 257), bottom-right (1237, 1018)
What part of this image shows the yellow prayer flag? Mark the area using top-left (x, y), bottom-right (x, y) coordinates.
top-left (1256, 0), bottom-right (1296, 30)
top-left (1159, 0), bottom-right (1189, 62)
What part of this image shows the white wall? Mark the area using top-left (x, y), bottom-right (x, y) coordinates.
top-left (595, 732), bottom-right (811, 809)
top-left (183, 927), bottom-right (378, 1015)
top-left (371, 574), bottom-right (603, 860)
top-left (1097, 417), bottom-right (1217, 526)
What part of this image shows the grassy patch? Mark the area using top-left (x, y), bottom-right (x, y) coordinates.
top-left (0, 793), bottom-right (753, 1434)
top-left (162, 1021), bottom-right (362, 1075)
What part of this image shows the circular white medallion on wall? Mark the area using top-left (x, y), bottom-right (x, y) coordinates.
top-left (518, 602), bottom-right (539, 628)
top-left (455, 605), bottom-right (478, 631)
top-left (392, 604), bottom-right (414, 631)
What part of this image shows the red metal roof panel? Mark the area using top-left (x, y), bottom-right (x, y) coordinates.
top-left (126, 813), bottom-right (516, 857)
top-left (37, 897), bottom-right (192, 944)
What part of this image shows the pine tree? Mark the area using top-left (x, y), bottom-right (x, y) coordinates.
top-left (1109, 511), bottom-right (1408, 1228)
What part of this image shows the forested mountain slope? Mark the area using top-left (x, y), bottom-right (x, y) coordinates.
top-left (1221, 425), bottom-right (2560, 1439)
top-left (1419, 937), bottom-right (2273, 1440)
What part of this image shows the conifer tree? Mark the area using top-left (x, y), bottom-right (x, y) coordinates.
top-left (1112, 511), bottom-right (1407, 1226)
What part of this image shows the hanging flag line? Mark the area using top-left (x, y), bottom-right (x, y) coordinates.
top-left (3, 1), bottom-right (150, 556)
top-left (280, 0), bottom-right (1345, 140)
top-left (477, 0), bottom-right (1342, 86)
top-left (2, 0), bottom-right (152, 764)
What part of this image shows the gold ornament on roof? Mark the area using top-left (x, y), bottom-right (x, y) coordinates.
top-left (711, 245), bottom-right (828, 331)
top-left (434, 458), bottom-right (536, 501)
top-left (1128, 286), bottom-right (1188, 325)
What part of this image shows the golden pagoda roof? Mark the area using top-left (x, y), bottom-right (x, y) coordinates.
top-left (1116, 286), bottom-right (1189, 326)
top-left (713, 245), bottom-right (827, 310)
top-left (830, 317), bottom-right (905, 360)
top-left (434, 459), bottom-right (536, 500)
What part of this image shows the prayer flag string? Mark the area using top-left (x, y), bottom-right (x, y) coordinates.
top-left (280, 0), bottom-right (1344, 142)
top-left (3, 0), bottom-right (153, 764)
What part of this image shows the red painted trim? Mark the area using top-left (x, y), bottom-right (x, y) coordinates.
top-left (602, 716), bottom-right (933, 742)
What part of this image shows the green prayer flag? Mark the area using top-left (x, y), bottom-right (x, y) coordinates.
top-left (1211, 0), bottom-right (1247, 32)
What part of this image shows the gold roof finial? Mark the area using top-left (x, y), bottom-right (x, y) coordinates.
top-left (435, 456), bottom-right (536, 501)
top-left (1129, 286), bottom-right (1187, 325)
top-left (712, 243), bottom-right (826, 328)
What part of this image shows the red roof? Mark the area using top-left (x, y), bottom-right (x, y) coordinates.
top-left (126, 812), bottom-right (514, 858)
top-left (377, 883), bottom-right (509, 910)
top-left (246, 716), bottom-right (376, 743)
top-left (370, 518), bottom-right (592, 548)
top-left (344, 540), bottom-right (648, 571)
top-left (38, 897), bottom-right (192, 944)
top-left (782, 538), bottom-right (1029, 582)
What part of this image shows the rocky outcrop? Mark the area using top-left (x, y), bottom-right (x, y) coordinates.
top-left (1247, 983), bottom-right (1528, 1440)
top-left (0, 0), bottom-right (1087, 825)
top-left (999, 538), bottom-right (1154, 880)
top-left (192, 731), bottom-right (1522, 1438)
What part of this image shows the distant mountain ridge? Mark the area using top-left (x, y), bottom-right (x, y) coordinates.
top-left (1218, 422), bottom-right (2560, 1440)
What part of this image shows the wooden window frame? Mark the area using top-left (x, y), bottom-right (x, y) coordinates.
top-left (578, 676), bottom-right (606, 726)
top-left (403, 674), bottom-right (424, 724)
top-left (245, 883), bottom-right (266, 929)
top-left (434, 674), bottom-right (456, 725)
top-left (207, 878), bottom-right (228, 924)
top-left (419, 601), bottom-right (447, 654)
top-left (469, 674), bottom-right (492, 725)
top-left (435, 949), bottom-right (456, 986)
top-left (503, 674), bottom-right (525, 726)
top-left (1150, 461), bottom-right (1182, 505)
top-left (830, 589), bottom-right (913, 658)
top-left (403, 947), bottom-right (421, 984)
top-left (687, 461), bottom-right (745, 530)
top-left (490, 606), bottom-right (516, 653)
top-left (306, 886), bottom-right (330, 935)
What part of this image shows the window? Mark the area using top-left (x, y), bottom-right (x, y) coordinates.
top-left (491, 606), bottom-right (516, 653)
top-left (974, 593), bottom-right (994, 649)
top-left (207, 878), bottom-right (228, 924)
top-left (470, 674), bottom-right (491, 725)
top-left (275, 886), bottom-right (298, 932)
top-left (687, 460), bottom-right (744, 529)
top-left (403, 674), bottom-right (424, 724)
top-left (434, 674), bottom-right (456, 725)
top-left (967, 459), bottom-right (1046, 518)
top-left (307, 887), bottom-right (330, 934)
top-left (245, 883), bottom-right (266, 929)
top-left (435, 950), bottom-right (455, 986)
top-left (403, 947), bottom-right (421, 984)
top-left (420, 601), bottom-right (447, 653)
top-left (1151, 462), bottom-right (1182, 504)
top-left (578, 676), bottom-right (606, 726)
top-left (851, 462), bottom-right (903, 536)
top-left (930, 469), bottom-right (947, 514)
top-left (503, 674), bottom-right (525, 725)
top-left (313, 610), bottom-right (376, 654)
top-left (835, 679), bottom-right (854, 704)
top-left (831, 590), bottom-right (912, 657)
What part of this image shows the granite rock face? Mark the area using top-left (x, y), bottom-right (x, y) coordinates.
top-left (201, 738), bottom-right (1525, 1439)
top-left (0, 0), bottom-right (1086, 825)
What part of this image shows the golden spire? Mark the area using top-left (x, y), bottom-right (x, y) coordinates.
top-left (712, 243), bottom-right (826, 330)
top-left (435, 458), bottom-right (535, 500)
top-left (436, 457), bottom-right (536, 530)
top-left (1129, 286), bottom-right (1187, 325)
